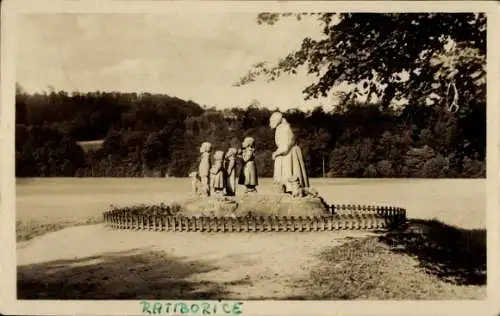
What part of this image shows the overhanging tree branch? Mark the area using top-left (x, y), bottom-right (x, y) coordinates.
top-left (235, 13), bottom-right (486, 112)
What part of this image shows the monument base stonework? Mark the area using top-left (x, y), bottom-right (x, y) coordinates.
top-left (103, 192), bottom-right (407, 232)
top-left (181, 193), bottom-right (329, 217)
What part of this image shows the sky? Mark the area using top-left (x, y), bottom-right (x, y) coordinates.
top-left (16, 13), bottom-right (340, 111)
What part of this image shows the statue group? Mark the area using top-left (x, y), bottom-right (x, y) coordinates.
top-left (190, 111), bottom-right (311, 198)
top-left (192, 136), bottom-right (258, 197)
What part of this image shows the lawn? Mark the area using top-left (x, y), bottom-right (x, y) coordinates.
top-left (16, 178), bottom-right (486, 300)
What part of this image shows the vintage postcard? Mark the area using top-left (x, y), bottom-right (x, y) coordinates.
top-left (1, 0), bottom-right (499, 315)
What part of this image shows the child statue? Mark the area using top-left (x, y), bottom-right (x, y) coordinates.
top-left (198, 142), bottom-right (212, 197)
top-left (238, 137), bottom-right (258, 193)
top-left (210, 150), bottom-right (226, 197)
top-left (189, 171), bottom-right (201, 197)
top-left (287, 176), bottom-right (306, 198)
top-left (224, 147), bottom-right (238, 196)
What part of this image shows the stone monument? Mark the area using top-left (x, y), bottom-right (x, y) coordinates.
top-left (224, 147), bottom-right (238, 196)
top-left (198, 142), bottom-right (212, 197)
top-left (184, 130), bottom-right (326, 218)
top-left (238, 137), bottom-right (258, 193)
top-left (210, 150), bottom-right (226, 197)
top-left (106, 129), bottom-right (407, 232)
top-left (269, 111), bottom-right (310, 193)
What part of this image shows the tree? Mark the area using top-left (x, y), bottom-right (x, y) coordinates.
top-left (235, 13), bottom-right (486, 112)
top-left (15, 124), bottom-right (85, 177)
top-left (15, 84), bottom-right (485, 178)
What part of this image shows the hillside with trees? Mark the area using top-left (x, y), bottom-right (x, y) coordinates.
top-left (15, 88), bottom-right (485, 178)
top-left (15, 13), bottom-right (486, 178)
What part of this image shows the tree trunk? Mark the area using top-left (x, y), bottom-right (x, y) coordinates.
top-left (322, 152), bottom-right (325, 178)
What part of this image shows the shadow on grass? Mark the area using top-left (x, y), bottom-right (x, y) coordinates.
top-left (379, 219), bottom-right (486, 286)
top-left (18, 248), bottom-right (252, 300)
top-left (283, 219), bottom-right (486, 300)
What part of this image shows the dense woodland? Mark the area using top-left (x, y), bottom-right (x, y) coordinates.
top-left (15, 13), bottom-right (486, 178)
top-left (15, 89), bottom-right (485, 178)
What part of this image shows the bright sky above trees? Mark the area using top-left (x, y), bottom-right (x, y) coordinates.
top-left (16, 11), bottom-right (485, 114)
top-left (17, 13), bottom-right (336, 111)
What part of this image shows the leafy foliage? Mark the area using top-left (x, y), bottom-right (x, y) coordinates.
top-left (236, 13), bottom-right (486, 113)
top-left (15, 88), bottom-right (485, 178)
top-left (15, 124), bottom-right (85, 177)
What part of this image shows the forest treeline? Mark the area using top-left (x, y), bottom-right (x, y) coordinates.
top-left (15, 89), bottom-right (485, 178)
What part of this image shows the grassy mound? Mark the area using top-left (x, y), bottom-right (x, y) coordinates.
top-left (108, 194), bottom-right (331, 218)
top-left (17, 217), bottom-right (103, 242)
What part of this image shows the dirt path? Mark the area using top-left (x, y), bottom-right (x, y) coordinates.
top-left (17, 224), bottom-right (375, 299)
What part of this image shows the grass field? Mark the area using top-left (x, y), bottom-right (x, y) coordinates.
top-left (16, 178), bottom-right (486, 300)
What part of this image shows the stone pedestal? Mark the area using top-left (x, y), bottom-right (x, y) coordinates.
top-left (181, 193), bottom-right (330, 217)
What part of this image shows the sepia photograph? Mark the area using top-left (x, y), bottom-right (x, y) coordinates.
top-left (1, 1), bottom-right (499, 315)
